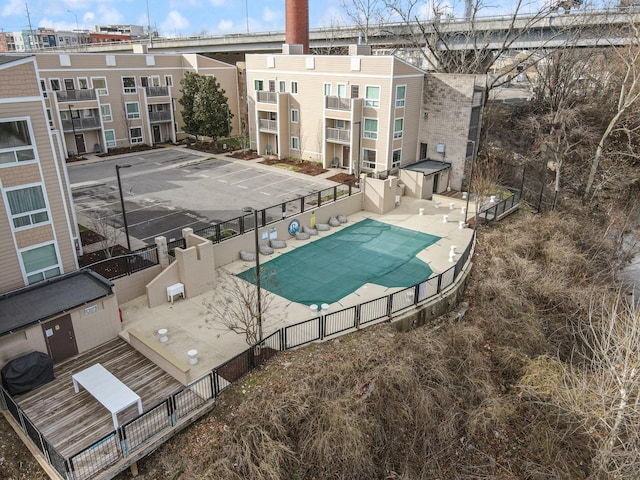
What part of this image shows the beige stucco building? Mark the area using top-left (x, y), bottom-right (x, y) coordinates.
top-left (32, 49), bottom-right (240, 156)
top-left (245, 45), bottom-right (485, 192)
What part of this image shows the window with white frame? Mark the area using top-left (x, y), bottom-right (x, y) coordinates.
top-left (40, 80), bottom-right (47, 98)
top-left (291, 136), bottom-right (300, 150)
top-left (394, 118), bottom-right (404, 139)
top-left (254, 79), bottom-right (264, 91)
top-left (392, 149), bottom-right (402, 168)
top-left (49, 78), bottom-right (61, 91)
top-left (365, 86), bottom-right (380, 107)
top-left (104, 130), bottom-right (116, 148)
top-left (130, 127), bottom-right (143, 144)
top-left (122, 76), bottom-right (136, 93)
top-left (363, 118), bottom-right (378, 139)
top-left (100, 104), bottom-right (112, 122)
top-left (291, 109), bottom-right (299, 123)
top-left (91, 77), bottom-right (108, 95)
top-left (336, 120), bottom-right (345, 129)
top-left (125, 102), bottom-right (140, 120)
top-left (395, 85), bottom-right (406, 107)
top-left (291, 81), bottom-right (298, 94)
top-left (46, 109), bottom-right (54, 128)
top-left (337, 84), bottom-right (346, 98)
top-left (324, 83), bottom-right (331, 96)
top-left (78, 78), bottom-right (89, 90)
top-left (6, 185), bottom-right (49, 229)
top-left (164, 75), bottom-right (173, 86)
top-left (279, 80), bottom-right (286, 92)
top-left (0, 120), bottom-right (36, 165)
top-left (21, 243), bottom-right (61, 284)
top-left (362, 149), bottom-right (377, 169)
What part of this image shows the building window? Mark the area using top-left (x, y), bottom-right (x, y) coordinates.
top-left (21, 243), bottom-right (61, 285)
top-left (291, 109), bottom-right (299, 123)
top-left (279, 81), bottom-right (286, 93)
top-left (396, 85), bottom-right (406, 108)
top-left (291, 81), bottom-right (298, 94)
top-left (40, 80), bottom-right (47, 98)
top-left (6, 185), bottom-right (49, 229)
top-left (254, 79), bottom-right (264, 91)
top-left (78, 78), bottom-right (89, 89)
top-left (336, 120), bottom-right (345, 129)
top-left (122, 76), bottom-right (137, 94)
top-left (351, 85), bottom-right (360, 98)
top-left (164, 75), bottom-right (173, 86)
top-left (363, 118), bottom-right (378, 139)
top-left (324, 83), bottom-right (331, 96)
top-left (365, 86), bottom-right (380, 107)
top-left (125, 102), bottom-right (140, 120)
top-left (0, 120), bottom-right (36, 165)
top-left (100, 104), bottom-right (112, 122)
top-left (50, 79), bottom-right (61, 91)
top-left (394, 118), bottom-right (404, 139)
top-left (291, 136), bottom-right (299, 150)
top-left (362, 149), bottom-right (377, 169)
top-left (129, 127), bottom-right (143, 144)
top-left (337, 84), bottom-right (346, 98)
top-left (46, 109), bottom-right (54, 128)
top-left (392, 149), bottom-right (402, 168)
top-left (92, 77), bottom-right (108, 95)
top-left (105, 130), bottom-right (116, 148)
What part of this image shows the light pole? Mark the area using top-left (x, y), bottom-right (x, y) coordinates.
top-left (242, 206), bottom-right (262, 344)
top-left (68, 105), bottom-right (77, 157)
top-left (464, 139), bottom-right (476, 225)
top-left (116, 164), bottom-right (132, 251)
top-left (352, 120), bottom-right (361, 181)
top-left (67, 10), bottom-right (79, 31)
top-left (245, 0), bottom-right (250, 33)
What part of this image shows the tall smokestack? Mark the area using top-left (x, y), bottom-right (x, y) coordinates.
top-left (285, 0), bottom-right (309, 54)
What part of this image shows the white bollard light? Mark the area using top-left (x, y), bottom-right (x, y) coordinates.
top-left (449, 252), bottom-right (456, 262)
top-left (462, 191), bottom-right (468, 200)
top-left (158, 328), bottom-right (168, 343)
top-left (459, 221), bottom-right (465, 229)
top-left (450, 245), bottom-right (457, 254)
top-left (419, 208), bottom-right (425, 215)
top-left (490, 195), bottom-right (496, 203)
top-left (187, 349), bottom-right (198, 365)
top-left (449, 202), bottom-right (455, 210)
top-left (461, 206), bottom-right (466, 215)
top-left (435, 201), bottom-right (441, 209)
top-left (443, 215), bottom-right (448, 223)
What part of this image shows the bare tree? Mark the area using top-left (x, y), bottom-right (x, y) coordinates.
top-left (203, 268), bottom-right (276, 346)
top-left (340, 0), bottom-right (390, 44)
top-left (468, 153), bottom-right (503, 226)
top-left (85, 211), bottom-right (120, 258)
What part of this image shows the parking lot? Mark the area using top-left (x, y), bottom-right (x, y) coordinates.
top-left (68, 148), bottom-right (339, 247)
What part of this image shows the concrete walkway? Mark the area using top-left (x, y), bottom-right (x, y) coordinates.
top-left (119, 195), bottom-right (475, 381)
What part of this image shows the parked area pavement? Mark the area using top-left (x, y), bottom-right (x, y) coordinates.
top-left (119, 195), bottom-right (475, 381)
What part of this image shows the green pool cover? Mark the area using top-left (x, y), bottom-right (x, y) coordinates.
top-left (237, 218), bottom-right (440, 306)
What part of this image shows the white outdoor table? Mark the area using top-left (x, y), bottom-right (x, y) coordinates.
top-left (166, 282), bottom-right (185, 304)
top-left (72, 363), bottom-right (142, 429)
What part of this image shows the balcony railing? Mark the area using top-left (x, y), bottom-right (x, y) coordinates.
top-left (326, 127), bottom-right (350, 143)
top-left (149, 111), bottom-right (172, 122)
top-left (256, 91), bottom-right (278, 104)
top-left (61, 117), bottom-right (101, 132)
top-left (146, 86), bottom-right (169, 97)
top-left (55, 89), bottom-right (97, 102)
top-left (325, 96), bottom-right (351, 111)
top-left (258, 119), bottom-right (278, 132)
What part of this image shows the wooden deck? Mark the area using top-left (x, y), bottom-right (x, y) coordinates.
top-left (15, 338), bottom-right (183, 458)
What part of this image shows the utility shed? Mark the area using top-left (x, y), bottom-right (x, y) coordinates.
top-left (0, 270), bottom-right (121, 368)
top-left (400, 160), bottom-right (452, 199)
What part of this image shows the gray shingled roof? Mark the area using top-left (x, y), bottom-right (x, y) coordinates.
top-left (403, 159), bottom-right (452, 175)
top-left (0, 270), bottom-right (114, 337)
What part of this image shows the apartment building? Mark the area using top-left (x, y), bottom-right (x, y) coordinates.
top-left (245, 45), bottom-right (484, 191)
top-left (32, 50), bottom-right (240, 157)
top-left (0, 55), bottom-right (79, 294)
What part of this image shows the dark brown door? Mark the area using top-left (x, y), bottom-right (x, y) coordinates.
top-left (420, 143), bottom-right (428, 160)
top-left (75, 134), bottom-right (86, 155)
top-left (153, 125), bottom-right (161, 143)
top-left (42, 314), bottom-right (78, 362)
top-left (342, 145), bottom-right (350, 168)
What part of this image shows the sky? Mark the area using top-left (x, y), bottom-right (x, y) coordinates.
top-left (0, 1), bottom-right (606, 38)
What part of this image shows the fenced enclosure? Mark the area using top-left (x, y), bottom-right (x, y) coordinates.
top-left (1, 231), bottom-right (477, 480)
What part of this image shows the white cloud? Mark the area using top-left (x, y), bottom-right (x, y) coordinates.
top-left (262, 6), bottom-right (282, 24)
top-left (314, 6), bottom-right (347, 28)
top-left (1, 0), bottom-right (23, 17)
top-left (94, 5), bottom-right (124, 25)
top-left (170, 0), bottom-right (201, 7)
top-left (216, 19), bottom-right (235, 32)
top-left (37, 18), bottom-right (77, 31)
top-left (209, 0), bottom-right (227, 6)
top-left (160, 10), bottom-right (190, 37)
top-left (83, 12), bottom-right (95, 25)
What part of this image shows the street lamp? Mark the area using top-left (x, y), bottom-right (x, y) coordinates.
top-left (67, 10), bottom-right (79, 31)
top-left (68, 105), bottom-right (77, 157)
top-left (116, 164), bottom-right (132, 251)
top-left (242, 206), bottom-right (262, 344)
top-left (464, 139), bottom-right (477, 226)
top-left (245, 0), bottom-right (250, 33)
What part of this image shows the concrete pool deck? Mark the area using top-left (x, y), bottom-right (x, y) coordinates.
top-left (118, 194), bottom-right (475, 381)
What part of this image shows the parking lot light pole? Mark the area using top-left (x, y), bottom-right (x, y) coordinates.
top-left (68, 105), bottom-right (77, 157)
top-left (242, 206), bottom-right (262, 344)
top-left (116, 164), bottom-right (132, 251)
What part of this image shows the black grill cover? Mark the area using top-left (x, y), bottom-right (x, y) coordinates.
top-left (1, 351), bottom-right (54, 395)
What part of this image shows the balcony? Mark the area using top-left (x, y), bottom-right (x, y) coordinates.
top-left (326, 127), bottom-right (350, 143)
top-left (146, 86), bottom-right (170, 97)
top-left (256, 91), bottom-right (277, 104)
top-left (55, 89), bottom-right (97, 102)
top-left (258, 119), bottom-right (278, 132)
top-left (149, 111), bottom-right (172, 123)
top-left (325, 96), bottom-right (351, 111)
top-left (61, 117), bottom-right (101, 132)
